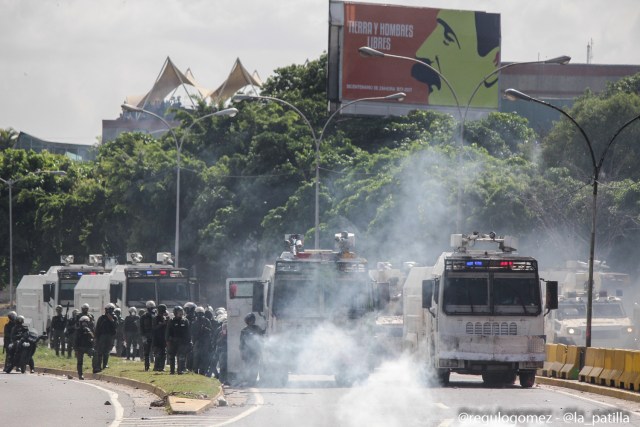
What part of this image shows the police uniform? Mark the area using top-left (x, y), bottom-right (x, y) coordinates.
top-left (166, 312), bottom-right (191, 375)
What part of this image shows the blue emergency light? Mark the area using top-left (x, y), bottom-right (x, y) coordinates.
top-left (466, 261), bottom-right (484, 267)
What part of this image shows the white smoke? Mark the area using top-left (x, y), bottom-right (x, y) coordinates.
top-left (336, 354), bottom-right (436, 427)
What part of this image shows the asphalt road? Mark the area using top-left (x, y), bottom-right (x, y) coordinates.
top-left (0, 369), bottom-right (165, 426)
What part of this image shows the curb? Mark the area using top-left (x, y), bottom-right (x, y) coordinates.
top-left (536, 376), bottom-right (640, 403)
top-left (2, 363), bottom-right (223, 414)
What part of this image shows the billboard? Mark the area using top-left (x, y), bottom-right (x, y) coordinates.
top-left (328, 1), bottom-right (501, 113)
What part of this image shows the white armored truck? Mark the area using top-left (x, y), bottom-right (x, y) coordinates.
top-left (16, 254), bottom-right (107, 334)
top-left (404, 232), bottom-right (558, 388)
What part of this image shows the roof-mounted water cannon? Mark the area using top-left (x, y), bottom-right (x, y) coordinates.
top-left (451, 232), bottom-right (518, 253)
top-left (284, 234), bottom-right (304, 256)
top-left (88, 254), bottom-right (103, 266)
top-left (335, 231), bottom-right (355, 254)
top-left (156, 252), bottom-right (174, 265)
top-left (126, 252), bottom-right (143, 265)
top-left (60, 255), bottom-right (74, 266)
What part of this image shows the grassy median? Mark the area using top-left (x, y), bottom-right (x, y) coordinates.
top-left (32, 345), bottom-right (221, 400)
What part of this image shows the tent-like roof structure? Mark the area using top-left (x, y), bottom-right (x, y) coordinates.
top-left (123, 56), bottom-right (263, 110)
top-left (207, 58), bottom-right (263, 105)
top-left (124, 57), bottom-right (208, 109)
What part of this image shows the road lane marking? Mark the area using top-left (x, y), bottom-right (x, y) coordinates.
top-left (60, 377), bottom-right (125, 427)
top-left (213, 388), bottom-right (264, 426)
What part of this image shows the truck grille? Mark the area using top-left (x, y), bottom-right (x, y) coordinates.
top-left (466, 321), bottom-right (517, 336)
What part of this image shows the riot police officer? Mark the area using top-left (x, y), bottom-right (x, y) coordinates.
top-left (123, 307), bottom-right (140, 360)
top-left (152, 304), bottom-right (169, 371)
top-left (50, 305), bottom-right (67, 356)
top-left (64, 309), bottom-right (80, 358)
top-left (93, 303), bottom-right (117, 373)
top-left (192, 306), bottom-right (213, 375)
top-left (75, 316), bottom-right (94, 380)
top-left (3, 311), bottom-right (17, 372)
top-left (113, 307), bottom-right (124, 356)
top-left (240, 313), bottom-right (264, 386)
top-left (139, 300), bottom-right (155, 371)
top-left (183, 302), bottom-right (197, 371)
top-left (76, 303), bottom-right (95, 331)
top-left (166, 306), bottom-right (191, 375)
top-left (4, 315), bottom-right (28, 373)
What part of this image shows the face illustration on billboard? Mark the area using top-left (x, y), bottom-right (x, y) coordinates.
top-left (337, 3), bottom-right (501, 110)
top-left (411, 9), bottom-right (500, 108)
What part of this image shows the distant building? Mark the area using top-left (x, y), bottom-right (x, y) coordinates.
top-left (499, 63), bottom-right (640, 135)
top-left (15, 132), bottom-right (97, 161)
top-left (102, 56), bottom-right (262, 143)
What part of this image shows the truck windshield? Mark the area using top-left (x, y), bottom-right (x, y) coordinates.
top-left (273, 268), bottom-right (371, 320)
top-left (273, 278), bottom-right (322, 318)
top-left (126, 280), bottom-right (156, 307)
top-left (58, 280), bottom-right (77, 306)
top-left (443, 273), bottom-right (541, 315)
top-left (157, 280), bottom-right (190, 306)
top-left (443, 275), bottom-right (489, 314)
top-left (557, 302), bottom-right (626, 319)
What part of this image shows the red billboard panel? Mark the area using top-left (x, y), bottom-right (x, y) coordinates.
top-left (340, 2), bottom-right (501, 109)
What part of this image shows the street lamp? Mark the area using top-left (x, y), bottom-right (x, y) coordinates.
top-left (505, 88), bottom-right (640, 347)
top-left (232, 92), bottom-right (405, 248)
top-left (0, 170), bottom-right (66, 308)
top-left (120, 104), bottom-right (238, 268)
top-left (358, 46), bottom-right (570, 232)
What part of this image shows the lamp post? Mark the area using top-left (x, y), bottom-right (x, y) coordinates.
top-left (505, 88), bottom-right (640, 347)
top-left (0, 170), bottom-right (66, 308)
top-left (120, 104), bottom-right (238, 267)
top-left (233, 92), bottom-right (405, 248)
top-left (358, 46), bottom-right (570, 232)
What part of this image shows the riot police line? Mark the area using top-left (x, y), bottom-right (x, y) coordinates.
top-left (3, 301), bottom-right (232, 383)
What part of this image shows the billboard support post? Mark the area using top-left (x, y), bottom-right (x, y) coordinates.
top-left (232, 92), bottom-right (405, 249)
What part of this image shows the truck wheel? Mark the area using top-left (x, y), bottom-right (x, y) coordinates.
top-left (519, 371), bottom-right (536, 388)
top-left (437, 370), bottom-right (450, 386)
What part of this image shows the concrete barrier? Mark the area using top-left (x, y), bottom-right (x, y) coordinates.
top-left (598, 348), bottom-right (619, 386)
top-left (549, 344), bottom-right (567, 378)
top-left (539, 344), bottom-right (557, 377)
top-left (606, 349), bottom-right (628, 387)
top-left (629, 351), bottom-right (640, 391)
top-left (578, 347), bottom-right (598, 382)
top-left (586, 348), bottom-right (606, 384)
top-left (614, 350), bottom-right (637, 389)
top-left (0, 316), bottom-right (8, 336)
top-left (559, 346), bottom-right (583, 380)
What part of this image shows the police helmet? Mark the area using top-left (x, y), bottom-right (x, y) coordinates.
top-left (215, 307), bottom-right (226, 316)
top-left (114, 308), bottom-right (121, 315)
top-left (138, 309), bottom-right (145, 316)
top-left (129, 307), bottom-right (137, 315)
top-left (184, 302), bottom-right (196, 311)
top-left (16, 315), bottom-right (25, 324)
top-left (244, 313), bottom-right (256, 324)
top-left (7, 311), bottom-right (17, 320)
top-left (81, 303), bottom-right (90, 311)
top-left (55, 305), bottom-right (63, 312)
top-left (105, 303), bottom-right (115, 311)
top-left (157, 304), bottom-right (167, 313)
top-left (146, 300), bottom-right (156, 309)
top-left (173, 306), bottom-right (184, 315)
top-left (72, 309), bottom-right (79, 316)
top-left (195, 306), bottom-right (205, 315)
top-left (79, 315), bottom-right (90, 323)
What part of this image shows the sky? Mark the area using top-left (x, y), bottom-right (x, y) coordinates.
top-left (1, 0), bottom-right (639, 145)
